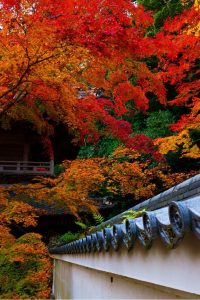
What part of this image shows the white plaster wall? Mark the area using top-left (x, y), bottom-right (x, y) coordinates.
top-left (54, 261), bottom-right (188, 299)
top-left (51, 234), bottom-right (200, 299)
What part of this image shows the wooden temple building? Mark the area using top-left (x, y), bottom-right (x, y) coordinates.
top-left (0, 125), bottom-right (54, 176)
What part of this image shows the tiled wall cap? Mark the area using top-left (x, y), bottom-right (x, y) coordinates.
top-left (49, 197), bottom-right (200, 255)
top-left (96, 231), bottom-right (104, 252)
top-left (123, 218), bottom-right (137, 250)
top-left (112, 224), bottom-right (126, 251)
top-left (103, 228), bottom-right (113, 252)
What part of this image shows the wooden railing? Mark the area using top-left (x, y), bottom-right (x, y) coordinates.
top-left (0, 160), bottom-right (54, 175)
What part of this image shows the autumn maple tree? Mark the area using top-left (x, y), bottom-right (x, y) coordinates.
top-left (0, 185), bottom-right (51, 299)
top-left (0, 0), bottom-right (199, 215)
top-left (0, 0), bottom-right (199, 158)
top-left (0, 0), bottom-right (166, 157)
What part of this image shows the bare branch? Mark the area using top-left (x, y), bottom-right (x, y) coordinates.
top-left (48, 13), bottom-right (64, 19)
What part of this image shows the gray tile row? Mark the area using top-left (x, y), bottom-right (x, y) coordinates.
top-left (49, 197), bottom-right (200, 254)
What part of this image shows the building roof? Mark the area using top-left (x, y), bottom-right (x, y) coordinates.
top-left (49, 174), bottom-right (200, 254)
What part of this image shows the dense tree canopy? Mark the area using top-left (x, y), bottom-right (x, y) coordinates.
top-left (0, 0), bottom-right (199, 158)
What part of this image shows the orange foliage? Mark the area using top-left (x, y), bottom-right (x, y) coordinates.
top-left (0, 225), bottom-right (15, 249)
top-left (104, 147), bottom-right (197, 199)
top-left (0, 190), bottom-right (50, 299)
top-left (0, 186), bottom-right (9, 208)
top-left (0, 0), bottom-right (198, 159)
top-left (0, 233), bottom-right (52, 299)
top-left (9, 159), bottom-right (105, 217)
top-left (155, 130), bottom-right (200, 159)
top-left (0, 199), bottom-right (38, 227)
top-left (9, 147), bottom-right (198, 214)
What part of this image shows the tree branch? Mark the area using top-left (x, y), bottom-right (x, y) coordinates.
top-left (0, 87), bottom-right (28, 117)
